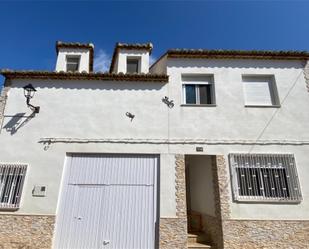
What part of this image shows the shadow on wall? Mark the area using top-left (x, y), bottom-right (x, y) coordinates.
top-left (3, 112), bottom-right (36, 135)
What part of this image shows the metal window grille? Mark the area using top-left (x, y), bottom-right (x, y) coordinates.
top-left (0, 164), bottom-right (27, 209)
top-left (229, 154), bottom-right (302, 203)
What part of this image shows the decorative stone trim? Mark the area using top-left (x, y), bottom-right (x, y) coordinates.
top-left (159, 218), bottom-right (187, 249)
top-left (304, 60), bottom-right (309, 92)
top-left (159, 155), bottom-right (188, 249)
top-left (223, 219), bottom-right (309, 249)
top-left (175, 154), bottom-right (187, 218)
top-left (210, 155), bottom-right (230, 249)
top-left (0, 81), bottom-right (11, 133)
top-left (0, 214), bottom-right (55, 249)
top-left (211, 155), bottom-right (230, 221)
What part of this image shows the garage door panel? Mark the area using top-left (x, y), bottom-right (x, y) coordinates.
top-left (68, 154), bottom-right (157, 185)
top-left (69, 186), bottom-right (106, 249)
top-left (54, 154), bottom-right (158, 249)
top-left (101, 185), bottom-right (155, 249)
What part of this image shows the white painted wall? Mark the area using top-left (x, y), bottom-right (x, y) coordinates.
top-left (55, 48), bottom-right (91, 72)
top-left (187, 155), bottom-right (216, 217)
top-left (1, 57), bottom-right (309, 221)
top-left (113, 49), bottom-right (150, 73)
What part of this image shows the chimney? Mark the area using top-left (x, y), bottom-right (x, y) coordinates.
top-left (55, 41), bottom-right (94, 73)
top-left (109, 43), bottom-right (153, 74)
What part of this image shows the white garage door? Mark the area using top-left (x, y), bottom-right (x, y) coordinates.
top-left (53, 154), bottom-right (159, 249)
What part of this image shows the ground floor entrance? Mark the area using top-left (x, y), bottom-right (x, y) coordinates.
top-left (53, 154), bottom-right (159, 249)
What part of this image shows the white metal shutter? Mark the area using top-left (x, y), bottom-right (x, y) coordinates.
top-left (53, 154), bottom-right (158, 249)
top-left (243, 77), bottom-right (273, 106)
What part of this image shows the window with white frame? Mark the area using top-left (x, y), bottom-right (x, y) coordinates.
top-left (66, 56), bottom-right (80, 72)
top-left (229, 154), bottom-right (302, 203)
top-left (0, 164), bottom-right (27, 209)
top-left (242, 75), bottom-right (280, 107)
top-left (182, 75), bottom-right (215, 105)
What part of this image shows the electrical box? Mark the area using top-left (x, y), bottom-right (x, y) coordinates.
top-left (196, 147), bottom-right (204, 152)
top-left (32, 185), bottom-right (47, 197)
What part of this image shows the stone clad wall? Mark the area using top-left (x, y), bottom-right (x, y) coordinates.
top-left (0, 214), bottom-right (55, 249)
top-left (223, 220), bottom-right (309, 249)
top-left (160, 154), bottom-right (187, 249)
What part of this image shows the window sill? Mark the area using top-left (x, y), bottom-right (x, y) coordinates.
top-left (234, 199), bottom-right (301, 204)
top-left (244, 105), bottom-right (281, 108)
top-left (0, 207), bottom-right (19, 211)
top-left (181, 104), bottom-right (217, 107)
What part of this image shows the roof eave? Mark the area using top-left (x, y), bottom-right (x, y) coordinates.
top-left (0, 70), bottom-right (168, 83)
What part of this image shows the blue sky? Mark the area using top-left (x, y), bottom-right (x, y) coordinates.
top-left (1, 0), bottom-right (309, 85)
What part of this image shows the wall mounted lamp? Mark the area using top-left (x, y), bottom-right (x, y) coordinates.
top-left (125, 112), bottom-right (135, 121)
top-left (23, 84), bottom-right (40, 113)
top-left (162, 96), bottom-right (174, 108)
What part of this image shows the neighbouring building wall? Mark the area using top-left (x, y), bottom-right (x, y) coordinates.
top-left (304, 60), bottom-right (309, 92)
top-left (0, 80), bottom-right (10, 131)
top-left (150, 55), bottom-right (167, 75)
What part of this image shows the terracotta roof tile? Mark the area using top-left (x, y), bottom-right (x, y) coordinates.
top-left (150, 49), bottom-right (309, 70)
top-left (0, 69), bottom-right (168, 82)
top-left (166, 49), bottom-right (309, 59)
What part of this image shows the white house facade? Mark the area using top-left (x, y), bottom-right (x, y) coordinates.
top-left (0, 41), bottom-right (309, 249)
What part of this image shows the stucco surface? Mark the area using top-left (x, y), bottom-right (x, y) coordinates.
top-left (0, 58), bottom-right (309, 221)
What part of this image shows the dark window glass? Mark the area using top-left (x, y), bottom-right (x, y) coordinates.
top-left (66, 57), bottom-right (80, 72)
top-left (127, 59), bottom-right (139, 73)
top-left (236, 167), bottom-right (290, 198)
top-left (199, 85), bottom-right (212, 104)
top-left (262, 168), bottom-right (290, 198)
top-left (236, 168), bottom-right (263, 196)
top-left (185, 85), bottom-right (196, 104)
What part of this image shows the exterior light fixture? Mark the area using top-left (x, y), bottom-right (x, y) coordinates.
top-left (162, 96), bottom-right (174, 108)
top-left (23, 84), bottom-right (40, 113)
top-left (125, 112), bottom-right (135, 121)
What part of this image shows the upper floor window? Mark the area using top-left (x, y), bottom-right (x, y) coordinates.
top-left (242, 75), bottom-right (280, 107)
top-left (229, 153), bottom-right (302, 203)
top-left (0, 164), bottom-right (27, 209)
top-left (66, 56), bottom-right (80, 72)
top-left (127, 57), bottom-right (140, 74)
top-left (182, 75), bottom-right (215, 105)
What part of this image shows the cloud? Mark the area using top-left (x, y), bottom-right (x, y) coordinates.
top-left (149, 55), bottom-right (157, 66)
top-left (94, 49), bottom-right (111, 72)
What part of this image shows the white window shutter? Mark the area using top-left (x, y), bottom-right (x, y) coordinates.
top-left (243, 79), bottom-right (272, 106)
